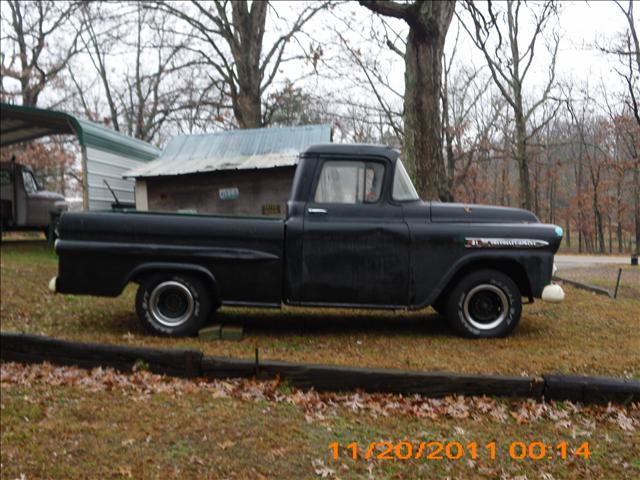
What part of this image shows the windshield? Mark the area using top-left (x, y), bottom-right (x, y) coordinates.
top-left (392, 159), bottom-right (419, 201)
top-left (22, 170), bottom-right (39, 194)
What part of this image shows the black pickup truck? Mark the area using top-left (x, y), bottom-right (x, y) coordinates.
top-left (51, 144), bottom-right (565, 338)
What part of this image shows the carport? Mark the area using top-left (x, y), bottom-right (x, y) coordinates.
top-left (0, 103), bottom-right (160, 210)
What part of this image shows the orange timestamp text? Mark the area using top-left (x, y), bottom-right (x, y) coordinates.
top-left (328, 440), bottom-right (591, 462)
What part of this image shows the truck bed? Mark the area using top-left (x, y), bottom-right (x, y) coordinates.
top-left (55, 211), bottom-right (285, 305)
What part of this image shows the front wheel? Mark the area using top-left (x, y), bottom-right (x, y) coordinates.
top-left (446, 269), bottom-right (522, 338)
top-left (135, 273), bottom-right (212, 336)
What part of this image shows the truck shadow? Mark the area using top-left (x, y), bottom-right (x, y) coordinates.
top-left (215, 308), bottom-right (453, 337)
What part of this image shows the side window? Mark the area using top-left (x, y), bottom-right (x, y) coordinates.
top-left (22, 170), bottom-right (38, 194)
top-left (314, 161), bottom-right (385, 204)
top-left (392, 159), bottom-right (419, 201)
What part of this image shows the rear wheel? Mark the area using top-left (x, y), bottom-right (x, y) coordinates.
top-left (446, 269), bottom-right (521, 338)
top-left (136, 273), bottom-right (212, 336)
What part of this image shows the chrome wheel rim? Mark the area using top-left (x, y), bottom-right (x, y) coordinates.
top-left (463, 284), bottom-right (508, 331)
top-left (149, 281), bottom-right (194, 327)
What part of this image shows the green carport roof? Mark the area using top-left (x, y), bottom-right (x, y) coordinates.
top-left (0, 102), bottom-right (160, 161)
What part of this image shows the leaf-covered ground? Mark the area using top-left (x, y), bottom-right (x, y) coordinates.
top-left (1, 242), bottom-right (639, 378)
top-left (1, 362), bottom-right (639, 480)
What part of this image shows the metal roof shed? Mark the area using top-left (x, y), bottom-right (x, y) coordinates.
top-left (124, 124), bottom-right (332, 216)
top-left (125, 124), bottom-right (332, 178)
top-left (0, 103), bottom-right (160, 210)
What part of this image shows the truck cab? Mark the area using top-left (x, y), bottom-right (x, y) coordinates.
top-left (1, 158), bottom-right (68, 235)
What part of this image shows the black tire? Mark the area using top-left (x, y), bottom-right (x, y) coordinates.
top-left (135, 273), bottom-right (212, 336)
top-left (446, 269), bottom-right (522, 338)
top-left (431, 297), bottom-right (448, 317)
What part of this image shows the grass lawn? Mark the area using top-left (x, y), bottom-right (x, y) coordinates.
top-left (1, 362), bottom-right (638, 480)
top-left (1, 241), bottom-right (639, 378)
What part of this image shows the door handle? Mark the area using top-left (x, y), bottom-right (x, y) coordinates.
top-left (307, 208), bottom-right (327, 215)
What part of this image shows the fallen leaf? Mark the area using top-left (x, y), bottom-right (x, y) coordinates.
top-left (217, 440), bottom-right (236, 450)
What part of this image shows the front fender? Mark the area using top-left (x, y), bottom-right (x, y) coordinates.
top-left (417, 250), bottom-right (553, 308)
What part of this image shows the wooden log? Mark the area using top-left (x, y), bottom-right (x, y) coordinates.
top-left (543, 374), bottom-right (640, 404)
top-left (257, 360), bottom-right (538, 398)
top-left (200, 355), bottom-right (255, 379)
top-left (553, 276), bottom-right (612, 297)
top-left (0, 333), bottom-right (202, 377)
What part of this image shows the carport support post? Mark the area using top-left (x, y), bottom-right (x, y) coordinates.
top-left (80, 145), bottom-right (89, 211)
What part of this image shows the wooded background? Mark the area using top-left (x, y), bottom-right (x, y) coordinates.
top-left (1, 0), bottom-right (638, 254)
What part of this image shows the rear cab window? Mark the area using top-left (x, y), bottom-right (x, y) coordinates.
top-left (314, 160), bottom-right (385, 204)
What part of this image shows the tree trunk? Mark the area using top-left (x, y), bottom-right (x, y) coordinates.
top-left (233, 88), bottom-right (263, 129)
top-left (361, 1), bottom-right (454, 200)
top-left (441, 76), bottom-right (455, 202)
top-left (608, 215), bottom-right (612, 254)
top-left (507, 1), bottom-right (532, 211)
top-left (230, 1), bottom-right (267, 129)
top-left (634, 160), bottom-right (640, 253)
top-left (403, 29), bottom-right (447, 200)
top-left (513, 107), bottom-right (532, 210)
top-left (533, 156), bottom-right (540, 216)
top-left (594, 200), bottom-right (605, 254)
top-left (617, 180), bottom-right (624, 253)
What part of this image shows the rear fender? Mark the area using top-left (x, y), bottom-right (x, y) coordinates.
top-left (127, 262), bottom-right (220, 306)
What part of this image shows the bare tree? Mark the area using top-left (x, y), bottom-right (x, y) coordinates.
top-left (359, 1), bottom-right (455, 200)
top-left (331, 25), bottom-right (404, 141)
top-left (71, 2), bottom-right (200, 143)
top-left (610, 1), bottom-right (640, 126)
top-left (152, 1), bottom-right (328, 129)
top-left (263, 80), bottom-right (328, 127)
top-left (0, 0), bottom-right (81, 106)
top-left (598, 0), bottom-right (640, 251)
top-left (460, 0), bottom-right (560, 210)
top-left (74, 3), bottom-right (123, 130)
top-left (441, 31), bottom-right (504, 201)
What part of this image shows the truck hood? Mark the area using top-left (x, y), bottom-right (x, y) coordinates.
top-left (430, 202), bottom-right (539, 224)
top-left (33, 190), bottom-right (66, 202)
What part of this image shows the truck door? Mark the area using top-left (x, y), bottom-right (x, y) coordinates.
top-left (0, 167), bottom-right (14, 226)
top-left (300, 158), bottom-right (410, 306)
top-left (21, 168), bottom-right (50, 227)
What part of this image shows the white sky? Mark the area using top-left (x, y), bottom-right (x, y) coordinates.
top-left (2, 0), bottom-right (635, 140)
top-left (252, 0), bottom-right (636, 143)
top-left (327, 0), bottom-right (632, 101)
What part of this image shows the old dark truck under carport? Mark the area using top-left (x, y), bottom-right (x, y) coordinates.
top-left (50, 144), bottom-right (565, 338)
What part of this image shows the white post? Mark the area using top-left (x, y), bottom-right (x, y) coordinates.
top-left (81, 145), bottom-right (89, 211)
top-left (134, 179), bottom-right (148, 211)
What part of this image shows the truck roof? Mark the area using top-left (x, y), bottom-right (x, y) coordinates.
top-left (301, 143), bottom-right (399, 161)
top-left (0, 161), bottom-right (31, 171)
